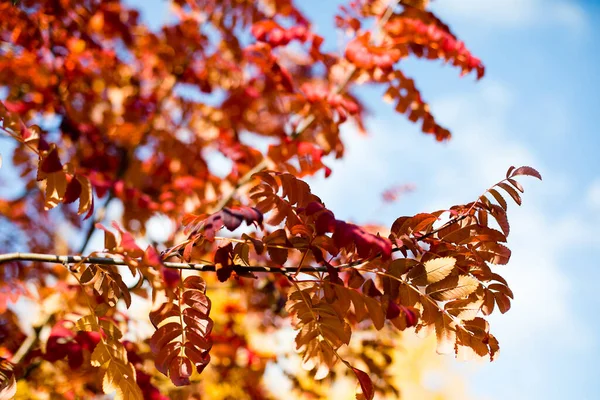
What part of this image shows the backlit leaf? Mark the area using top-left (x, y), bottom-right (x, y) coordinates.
top-left (511, 166), bottom-right (542, 180)
top-left (351, 366), bottom-right (374, 400)
top-left (410, 257), bottom-right (456, 285)
top-left (426, 275), bottom-right (479, 301)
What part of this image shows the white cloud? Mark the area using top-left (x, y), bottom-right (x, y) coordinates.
top-left (586, 179), bottom-right (600, 210)
top-left (309, 79), bottom-right (595, 399)
top-left (432, 0), bottom-right (588, 32)
top-left (427, 82), bottom-right (591, 345)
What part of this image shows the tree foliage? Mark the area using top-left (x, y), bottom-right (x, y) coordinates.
top-left (0, 0), bottom-right (541, 399)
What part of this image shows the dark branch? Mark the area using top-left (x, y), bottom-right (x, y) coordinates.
top-left (0, 252), bottom-right (328, 273)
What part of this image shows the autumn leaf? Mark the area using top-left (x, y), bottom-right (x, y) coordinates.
top-left (426, 275), bottom-right (479, 301)
top-left (511, 166), bottom-right (542, 180)
top-left (150, 275), bottom-right (213, 386)
top-left (43, 171), bottom-right (68, 210)
top-left (352, 366), bottom-right (374, 400)
top-left (0, 359), bottom-right (16, 400)
top-left (77, 175), bottom-right (94, 215)
top-left (410, 257), bottom-right (456, 285)
top-left (91, 339), bottom-right (142, 400)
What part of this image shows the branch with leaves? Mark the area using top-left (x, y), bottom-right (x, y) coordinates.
top-left (0, 0), bottom-right (542, 399)
top-left (1, 165), bottom-right (539, 398)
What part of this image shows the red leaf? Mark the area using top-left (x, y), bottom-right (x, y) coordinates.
top-left (150, 322), bottom-right (183, 354)
top-left (214, 243), bottom-right (234, 282)
top-left (386, 301), bottom-right (401, 319)
top-left (63, 176), bottom-right (82, 204)
top-left (188, 206), bottom-right (263, 241)
top-left (184, 343), bottom-right (211, 373)
top-left (351, 367), bottom-right (374, 400)
top-left (169, 356), bottom-right (193, 386)
top-left (143, 246), bottom-right (163, 268)
top-left (401, 306), bottom-right (418, 327)
top-left (74, 331), bottom-right (101, 352)
top-left (3, 100), bottom-right (29, 114)
top-left (511, 166), bottom-right (542, 180)
top-left (136, 370), bottom-right (169, 400)
top-left (40, 146), bottom-right (63, 174)
top-left (154, 342), bottom-right (181, 376)
top-left (111, 222), bottom-right (143, 254)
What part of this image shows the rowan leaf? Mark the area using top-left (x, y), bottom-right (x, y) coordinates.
top-left (426, 275), bottom-right (479, 301)
top-left (77, 175), bottom-right (94, 215)
top-left (498, 183), bottom-right (522, 206)
top-left (351, 366), bottom-right (374, 400)
top-left (287, 282), bottom-right (350, 378)
top-left (92, 340), bottom-right (142, 400)
top-left (44, 171), bottom-right (68, 210)
top-left (410, 257), bottom-right (456, 285)
top-left (149, 275), bottom-right (213, 386)
top-left (510, 166), bottom-right (542, 180)
top-left (488, 188), bottom-right (507, 210)
top-left (424, 257), bottom-right (455, 283)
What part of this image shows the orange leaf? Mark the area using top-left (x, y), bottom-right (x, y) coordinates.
top-left (43, 171), bottom-right (67, 210)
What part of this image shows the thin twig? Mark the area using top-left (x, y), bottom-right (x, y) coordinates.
top-left (0, 252), bottom-right (328, 273)
top-left (79, 191), bottom-right (115, 254)
top-left (10, 311), bottom-right (52, 367)
top-left (0, 209), bottom-right (464, 274)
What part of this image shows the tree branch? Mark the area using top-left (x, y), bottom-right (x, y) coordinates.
top-left (213, 0), bottom-right (400, 209)
top-left (0, 212), bottom-right (465, 275)
top-left (0, 252), bottom-right (327, 273)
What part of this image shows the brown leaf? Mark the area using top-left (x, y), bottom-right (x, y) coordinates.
top-left (498, 182), bottom-right (521, 205)
top-left (488, 188), bottom-right (507, 210)
top-left (149, 275), bottom-right (213, 386)
top-left (363, 296), bottom-right (385, 330)
top-left (494, 292), bottom-right (511, 314)
top-left (511, 166), bottom-right (542, 180)
top-left (426, 275), bottom-right (479, 301)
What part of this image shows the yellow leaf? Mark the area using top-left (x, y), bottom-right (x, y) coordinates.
top-left (44, 171), bottom-right (67, 210)
top-left (91, 339), bottom-right (127, 367)
top-left (75, 314), bottom-right (101, 333)
top-left (426, 275), bottom-right (479, 301)
top-left (76, 175), bottom-right (93, 214)
top-left (100, 359), bottom-right (142, 400)
top-left (418, 257), bottom-right (456, 285)
top-left (445, 298), bottom-right (483, 321)
top-left (92, 340), bottom-right (142, 400)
